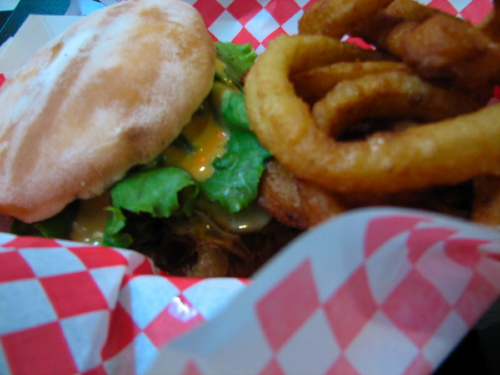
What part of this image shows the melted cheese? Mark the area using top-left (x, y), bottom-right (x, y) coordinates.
top-left (164, 111), bottom-right (228, 181)
top-left (70, 193), bottom-right (110, 245)
top-left (198, 199), bottom-right (271, 233)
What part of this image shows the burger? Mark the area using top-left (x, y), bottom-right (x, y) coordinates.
top-left (0, 0), bottom-right (300, 277)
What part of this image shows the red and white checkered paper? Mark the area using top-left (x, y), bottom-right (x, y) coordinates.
top-left (1, 0), bottom-right (499, 374)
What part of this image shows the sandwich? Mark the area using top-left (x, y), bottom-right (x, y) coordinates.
top-left (0, 0), bottom-right (299, 277)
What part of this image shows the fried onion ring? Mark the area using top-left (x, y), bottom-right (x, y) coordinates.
top-left (258, 159), bottom-right (311, 230)
top-left (312, 69), bottom-right (482, 137)
top-left (258, 159), bottom-right (345, 229)
top-left (293, 61), bottom-right (408, 103)
top-left (258, 159), bottom-right (473, 230)
top-left (376, 0), bottom-right (437, 22)
top-left (298, 0), bottom-right (394, 38)
top-left (300, 0), bottom-right (500, 100)
top-left (245, 34), bottom-right (500, 194)
top-left (357, 12), bottom-right (500, 96)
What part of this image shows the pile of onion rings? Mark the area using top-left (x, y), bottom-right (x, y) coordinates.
top-left (246, 0), bottom-right (500, 230)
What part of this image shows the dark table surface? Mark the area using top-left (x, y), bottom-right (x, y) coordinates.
top-left (0, 0), bottom-right (70, 45)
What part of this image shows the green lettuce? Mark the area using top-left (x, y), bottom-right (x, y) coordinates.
top-left (109, 167), bottom-right (197, 218)
top-left (102, 167), bottom-right (197, 247)
top-left (215, 42), bottom-right (258, 88)
top-left (201, 89), bottom-right (270, 212)
top-left (201, 128), bottom-right (270, 213)
top-left (216, 90), bottom-right (252, 130)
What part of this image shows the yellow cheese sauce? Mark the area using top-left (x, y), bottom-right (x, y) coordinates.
top-left (70, 193), bottom-right (110, 245)
top-left (163, 111), bottom-right (228, 181)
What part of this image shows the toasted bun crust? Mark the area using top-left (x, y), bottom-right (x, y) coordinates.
top-left (0, 0), bottom-right (216, 223)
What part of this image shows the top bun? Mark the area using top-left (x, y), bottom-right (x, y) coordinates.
top-left (0, 0), bottom-right (216, 223)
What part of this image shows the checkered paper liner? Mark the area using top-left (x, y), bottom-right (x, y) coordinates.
top-left (0, 234), bottom-right (248, 374)
top-left (1, 0), bottom-right (499, 374)
top-left (150, 208), bottom-right (500, 375)
top-left (87, 0), bottom-right (492, 52)
top-left (2, 209), bottom-right (500, 375)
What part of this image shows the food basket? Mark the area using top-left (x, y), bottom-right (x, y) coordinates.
top-left (1, 0), bottom-right (500, 374)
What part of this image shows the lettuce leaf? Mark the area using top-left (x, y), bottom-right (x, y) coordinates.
top-left (102, 167), bottom-right (198, 247)
top-left (217, 89), bottom-right (252, 130)
top-left (102, 206), bottom-right (133, 249)
top-left (196, 43), bottom-right (269, 213)
top-left (109, 167), bottom-right (197, 218)
top-left (201, 89), bottom-right (270, 212)
top-left (200, 127), bottom-right (270, 213)
top-left (215, 42), bottom-right (258, 88)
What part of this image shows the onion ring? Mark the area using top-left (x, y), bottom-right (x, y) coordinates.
top-left (360, 13), bottom-right (500, 95)
top-left (298, 0), bottom-right (394, 38)
top-left (258, 159), bottom-right (312, 230)
top-left (245, 34), bottom-right (500, 194)
top-left (293, 61), bottom-right (408, 103)
top-left (258, 159), bottom-right (473, 230)
top-left (376, 0), bottom-right (437, 22)
top-left (312, 69), bottom-right (482, 137)
top-left (300, 0), bottom-right (500, 100)
top-left (258, 159), bottom-right (346, 229)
